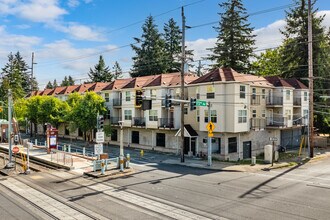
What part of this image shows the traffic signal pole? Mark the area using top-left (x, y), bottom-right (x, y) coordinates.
top-left (6, 89), bottom-right (14, 168)
top-left (180, 7), bottom-right (186, 163)
top-left (207, 102), bottom-right (212, 166)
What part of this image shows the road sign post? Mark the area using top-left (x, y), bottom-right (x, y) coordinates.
top-left (96, 132), bottom-right (105, 143)
top-left (196, 100), bottom-right (207, 107)
top-left (207, 102), bottom-right (213, 166)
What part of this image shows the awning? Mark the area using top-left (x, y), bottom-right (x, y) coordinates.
top-left (175, 124), bottom-right (198, 138)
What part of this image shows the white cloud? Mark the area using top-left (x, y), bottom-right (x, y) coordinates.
top-left (14, 24), bottom-right (31, 29)
top-left (318, 10), bottom-right (330, 28)
top-left (0, 0), bottom-right (67, 23)
top-left (186, 38), bottom-right (216, 61)
top-left (68, 0), bottom-right (80, 8)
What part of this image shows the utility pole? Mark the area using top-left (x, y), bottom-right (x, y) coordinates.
top-left (308, 0), bottom-right (314, 158)
top-left (180, 7), bottom-right (186, 163)
top-left (207, 102), bottom-right (212, 166)
top-left (31, 52), bottom-right (36, 91)
top-left (6, 89), bottom-right (14, 168)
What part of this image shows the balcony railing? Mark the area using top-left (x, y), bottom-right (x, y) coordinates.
top-left (293, 116), bottom-right (306, 126)
top-left (251, 95), bottom-right (261, 105)
top-left (113, 98), bottom-right (122, 107)
top-left (158, 118), bottom-right (174, 129)
top-left (293, 97), bottom-right (302, 106)
top-left (132, 117), bottom-right (146, 127)
top-left (110, 117), bottom-right (121, 125)
top-left (266, 96), bottom-right (283, 106)
top-left (266, 117), bottom-right (287, 127)
top-left (250, 118), bottom-right (266, 130)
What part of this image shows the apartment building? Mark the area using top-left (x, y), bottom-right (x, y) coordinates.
top-left (30, 68), bottom-right (308, 161)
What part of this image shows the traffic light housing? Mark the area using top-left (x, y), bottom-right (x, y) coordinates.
top-left (97, 115), bottom-right (104, 130)
top-left (190, 98), bottom-right (196, 111)
top-left (135, 90), bottom-right (143, 107)
top-left (165, 94), bottom-right (172, 108)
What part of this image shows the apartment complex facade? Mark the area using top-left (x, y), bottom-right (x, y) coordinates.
top-left (31, 68), bottom-right (309, 161)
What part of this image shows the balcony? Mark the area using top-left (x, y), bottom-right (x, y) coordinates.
top-left (266, 117), bottom-right (287, 128)
top-left (250, 118), bottom-right (266, 130)
top-left (293, 116), bottom-right (306, 126)
top-left (266, 96), bottom-right (283, 106)
top-left (250, 95), bottom-right (261, 105)
top-left (293, 97), bottom-right (302, 106)
top-left (158, 118), bottom-right (174, 129)
top-left (113, 99), bottom-right (122, 107)
top-left (132, 117), bottom-right (146, 127)
top-left (110, 117), bottom-right (121, 125)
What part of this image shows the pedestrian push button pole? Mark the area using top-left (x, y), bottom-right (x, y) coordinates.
top-left (119, 155), bottom-right (124, 172)
top-left (101, 159), bottom-right (105, 175)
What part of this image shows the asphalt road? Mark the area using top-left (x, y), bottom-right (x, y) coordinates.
top-left (2, 154), bottom-right (330, 219)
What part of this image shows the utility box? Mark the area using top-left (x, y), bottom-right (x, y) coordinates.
top-left (264, 145), bottom-right (273, 164)
top-left (99, 153), bottom-right (108, 160)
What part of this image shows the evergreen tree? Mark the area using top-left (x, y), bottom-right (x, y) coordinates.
top-left (46, 81), bottom-right (53, 89)
top-left (53, 79), bottom-right (58, 88)
top-left (252, 48), bottom-right (284, 76)
top-left (163, 18), bottom-right (182, 72)
top-left (68, 75), bottom-right (75, 85)
top-left (112, 61), bottom-right (123, 79)
top-left (88, 55), bottom-right (112, 82)
top-left (208, 0), bottom-right (255, 73)
top-left (61, 76), bottom-right (69, 86)
top-left (131, 16), bottom-right (166, 77)
top-left (280, 0), bottom-right (329, 79)
top-left (0, 52), bottom-right (27, 101)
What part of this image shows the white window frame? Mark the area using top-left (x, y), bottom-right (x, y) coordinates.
top-left (304, 91), bottom-right (308, 101)
top-left (262, 89), bottom-right (266, 99)
top-left (125, 91), bottom-right (131, 101)
top-left (204, 110), bottom-right (217, 123)
top-left (240, 85), bottom-right (246, 99)
top-left (151, 89), bottom-right (157, 99)
top-left (104, 93), bottom-right (109, 102)
top-left (149, 110), bottom-right (158, 121)
top-left (252, 110), bottom-right (257, 118)
top-left (262, 110), bottom-right (266, 118)
top-left (286, 90), bottom-right (291, 100)
top-left (124, 110), bottom-right (132, 120)
top-left (238, 110), bottom-right (247, 123)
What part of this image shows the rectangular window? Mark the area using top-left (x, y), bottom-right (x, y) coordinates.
top-left (286, 90), bottom-right (291, 100)
top-left (65, 126), bottom-right (70, 135)
top-left (206, 93), bottom-right (215, 99)
top-left (124, 110), bottom-right (132, 120)
top-left (240, 85), bottom-right (246, 99)
top-left (104, 93), bottom-right (109, 102)
top-left (204, 110), bottom-right (217, 123)
top-left (252, 88), bottom-right (256, 100)
top-left (262, 89), bottom-right (266, 99)
top-left (151, 89), bottom-right (157, 99)
top-left (196, 93), bottom-right (200, 99)
top-left (184, 107), bottom-right (188, 115)
top-left (285, 109), bottom-right (292, 120)
top-left (197, 109), bottom-right (200, 122)
top-left (228, 137), bottom-right (237, 153)
top-left (149, 110), bottom-right (158, 121)
top-left (131, 131), bottom-right (139, 144)
top-left (111, 129), bottom-right (118, 141)
top-left (238, 110), bottom-right (247, 123)
top-left (304, 92), bottom-right (308, 101)
top-left (156, 133), bottom-right (166, 147)
top-left (262, 110), bottom-right (266, 118)
top-left (125, 91), bottom-right (131, 101)
top-left (252, 110), bottom-right (257, 118)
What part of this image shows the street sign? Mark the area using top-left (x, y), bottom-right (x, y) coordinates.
top-left (94, 143), bottom-right (103, 155)
top-left (206, 121), bottom-right (215, 132)
top-left (196, 100), bottom-right (207, 107)
top-left (96, 131), bottom-right (105, 143)
top-left (208, 133), bottom-right (214, 137)
top-left (12, 146), bottom-right (19, 154)
top-left (269, 137), bottom-right (278, 141)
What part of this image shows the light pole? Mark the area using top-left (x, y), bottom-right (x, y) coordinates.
top-left (6, 89), bottom-right (14, 168)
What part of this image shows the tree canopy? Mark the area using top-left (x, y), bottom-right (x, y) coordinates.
top-left (88, 55), bottom-right (113, 82)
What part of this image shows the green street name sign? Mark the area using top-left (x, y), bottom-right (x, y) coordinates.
top-left (196, 100), bottom-right (207, 106)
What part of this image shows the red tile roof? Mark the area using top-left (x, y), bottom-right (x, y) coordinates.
top-left (284, 78), bottom-right (308, 89)
top-left (190, 68), bottom-right (273, 87)
top-left (264, 76), bottom-right (294, 88)
top-left (75, 83), bottom-right (95, 93)
top-left (89, 82), bottom-right (110, 92)
top-left (49, 86), bottom-right (66, 95)
top-left (59, 85), bottom-right (79, 95)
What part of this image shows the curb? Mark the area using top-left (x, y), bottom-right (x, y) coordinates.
top-left (84, 168), bottom-right (134, 178)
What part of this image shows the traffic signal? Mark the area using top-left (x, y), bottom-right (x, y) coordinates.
top-left (165, 94), bottom-right (172, 108)
top-left (97, 115), bottom-right (104, 130)
top-left (190, 98), bottom-right (197, 111)
top-left (135, 90), bottom-right (143, 107)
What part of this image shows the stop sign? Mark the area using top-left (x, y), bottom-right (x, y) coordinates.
top-left (12, 146), bottom-right (19, 154)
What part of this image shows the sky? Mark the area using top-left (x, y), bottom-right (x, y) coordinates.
top-left (0, 0), bottom-right (329, 89)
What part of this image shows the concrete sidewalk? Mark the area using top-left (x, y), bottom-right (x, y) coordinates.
top-left (162, 151), bottom-right (330, 172)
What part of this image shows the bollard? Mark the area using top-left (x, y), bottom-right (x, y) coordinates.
top-left (140, 150), bottom-right (144, 157)
top-left (101, 159), bottom-right (105, 175)
top-left (126, 154), bottom-right (130, 168)
top-left (83, 147), bottom-right (86, 156)
top-left (251, 156), bottom-right (256, 166)
top-left (35, 139), bottom-right (37, 146)
top-left (68, 145), bottom-right (71, 153)
top-left (119, 155), bottom-right (124, 172)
